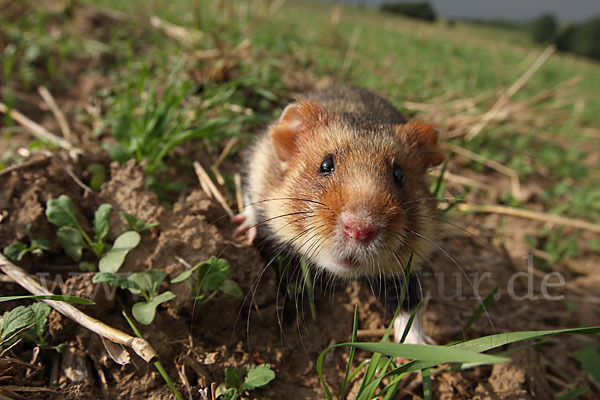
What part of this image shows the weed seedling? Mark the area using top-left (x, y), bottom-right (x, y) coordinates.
top-left (216, 364), bottom-right (276, 399)
top-left (45, 195), bottom-right (140, 271)
top-left (171, 256), bottom-right (242, 305)
top-left (2, 223), bottom-right (50, 262)
top-left (0, 302), bottom-right (51, 347)
top-left (0, 295), bottom-right (93, 349)
top-left (119, 211), bottom-right (159, 233)
top-left (93, 270), bottom-right (176, 325)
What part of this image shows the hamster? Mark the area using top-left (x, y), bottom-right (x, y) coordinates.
top-left (234, 86), bottom-right (444, 344)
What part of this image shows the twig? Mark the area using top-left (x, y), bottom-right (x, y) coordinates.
top-left (193, 161), bottom-right (234, 217)
top-left (466, 45), bottom-right (556, 140)
top-left (508, 76), bottom-right (581, 113)
top-left (341, 26), bottom-right (361, 78)
top-left (356, 329), bottom-right (386, 338)
top-left (0, 102), bottom-right (83, 158)
top-left (457, 203), bottom-right (600, 234)
top-left (438, 170), bottom-right (496, 193)
top-left (234, 173), bottom-right (243, 213)
top-left (213, 137), bottom-right (239, 170)
top-left (0, 386), bottom-right (56, 393)
top-left (64, 166), bottom-right (93, 194)
top-left (0, 253), bottom-right (157, 363)
top-left (442, 142), bottom-right (523, 200)
top-left (267, 0), bottom-right (287, 17)
top-left (0, 153), bottom-right (51, 177)
top-left (37, 86), bottom-right (73, 142)
top-left (78, 2), bottom-right (136, 23)
top-left (149, 16), bottom-right (204, 46)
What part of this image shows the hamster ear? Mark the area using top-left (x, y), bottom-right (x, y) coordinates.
top-left (396, 121), bottom-right (445, 168)
top-left (270, 101), bottom-right (330, 161)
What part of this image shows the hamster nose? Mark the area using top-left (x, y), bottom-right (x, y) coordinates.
top-left (340, 214), bottom-right (378, 243)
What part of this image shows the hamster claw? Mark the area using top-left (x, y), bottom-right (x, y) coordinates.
top-left (233, 211), bottom-right (258, 244)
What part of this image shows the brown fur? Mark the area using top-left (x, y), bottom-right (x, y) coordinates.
top-left (242, 86), bottom-right (443, 279)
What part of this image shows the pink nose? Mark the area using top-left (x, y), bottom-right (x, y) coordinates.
top-left (341, 216), bottom-right (378, 243)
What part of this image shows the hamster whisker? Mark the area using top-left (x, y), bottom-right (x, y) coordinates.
top-left (249, 210), bottom-right (315, 232)
top-left (240, 220), bottom-right (322, 342)
top-left (401, 197), bottom-right (464, 207)
top-left (406, 229), bottom-right (495, 331)
top-left (241, 197), bottom-right (330, 209)
top-left (404, 213), bottom-right (486, 245)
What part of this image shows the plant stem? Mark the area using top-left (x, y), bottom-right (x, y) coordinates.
top-left (122, 311), bottom-right (183, 400)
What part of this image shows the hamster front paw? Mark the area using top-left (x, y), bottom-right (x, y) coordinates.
top-left (233, 206), bottom-right (258, 244)
top-left (393, 311), bottom-right (436, 345)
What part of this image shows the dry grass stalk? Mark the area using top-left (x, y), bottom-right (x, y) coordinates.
top-left (37, 86), bottom-right (73, 142)
top-left (341, 26), bottom-right (361, 78)
top-left (457, 203), bottom-right (600, 234)
top-left (210, 137), bottom-right (240, 186)
top-left (267, 0), bottom-right (287, 18)
top-left (149, 16), bottom-right (204, 46)
top-left (0, 102), bottom-right (82, 158)
top-left (234, 173), bottom-right (243, 213)
top-left (212, 138), bottom-right (239, 170)
top-left (438, 170), bottom-right (496, 193)
top-left (0, 253), bottom-right (157, 363)
top-left (193, 161), bottom-right (234, 217)
top-left (0, 153), bottom-right (51, 177)
top-left (64, 166), bottom-right (93, 193)
top-left (442, 142), bottom-right (523, 200)
top-left (466, 45), bottom-right (556, 140)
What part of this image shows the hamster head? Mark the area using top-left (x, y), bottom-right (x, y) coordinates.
top-left (266, 100), bottom-right (444, 279)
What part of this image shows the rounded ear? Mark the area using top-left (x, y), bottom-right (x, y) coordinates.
top-left (270, 101), bottom-right (330, 161)
top-left (396, 121), bottom-right (445, 168)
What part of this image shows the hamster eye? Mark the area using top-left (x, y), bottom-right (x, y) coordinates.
top-left (393, 165), bottom-right (404, 186)
top-left (319, 155), bottom-right (335, 175)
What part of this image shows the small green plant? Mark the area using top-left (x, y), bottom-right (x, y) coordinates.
top-left (3, 224), bottom-right (50, 262)
top-left (119, 211), bottom-right (159, 232)
top-left (0, 302), bottom-right (51, 347)
top-left (86, 163), bottom-right (108, 191)
top-left (0, 295), bottom-right (93, 348)
top-left (171, 256), bottom-right (242, 305)
top-left (93, 270), bottom-right (175, 325)
top-left (45, 195), bottom-right (140, 271)
top-left (525, 227), bottom-right (580, 268)
top-left (216, 364), bottom-right (276, 399)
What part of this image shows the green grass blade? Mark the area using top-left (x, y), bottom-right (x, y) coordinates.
top-left (400, 301), bottom-right (421, 344)
top-left (122, 311), bottom-right (183, 400)
top-left (357, 303), bottom-right (401, 396)
top-left (422, 368), bottom-right (432, 400)
top-left (432, 155), bottom-right (450, 199)
top-left (0, 295), bottom-right (94, 305)
top-left (356, 357), bottom-right (393, 400)
top-left (457, 287), bottom-right (498, 339)
top-left (342, 342), bottom-right (508, 365)
top-left (340, 305), bottom-right (359, 399)
top-left (385, 326), bottom-right (600, 377)
top-left (300, 257), bottom-right (317, 321)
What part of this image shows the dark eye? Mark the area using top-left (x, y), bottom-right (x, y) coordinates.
top-left (393, 165), bottom-right (404, 186)
top-left (320, 155), bottom-right (335, 174)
